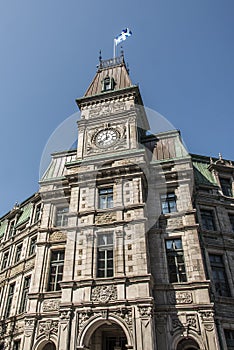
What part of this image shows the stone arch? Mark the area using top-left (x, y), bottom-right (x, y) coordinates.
top-left (78, 314), bottom-right (133, 349)
top-left (32, 335), bottom-right (57, 350)
top-left (172, 332), bottom-right (205, 350)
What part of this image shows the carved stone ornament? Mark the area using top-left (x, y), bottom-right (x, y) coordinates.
top-left (25, 257), bottom-right (36, 270)
top-left (200, 311), bottom-right (214, 322)
top-left (112, 308), bottom-right (133, 331)
top-left (24, 319), bottom-right (35, 337)
top-left (91, 285), bottom-right (117, 304)
top-left (10, 262), bottom-right (24, 277)
top-left (50, 231), bottom-right (67, 242)
top-left (95, 212), bottom-right (117, 225)
top-left (168, 291), bottom-right (193, 305)
top-left (170, 313), bottom-right (200, 335)
top-left (60, 309), bottom-right (71, 320)
top-left (138, 306), bottom-right (153, 319)
top-left (78, 309), bottom-right (93, 331)
top-left (14, 321), bottom-right (24, 334)
top-left (89, 101), bottom-right (126, 118)
top-left (38, 320), bottom-right (58, 339)
top-left (42, 299), bottom-right (60, 312)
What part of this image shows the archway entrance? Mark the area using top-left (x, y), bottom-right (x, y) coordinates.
top-left (42, 342), bottom-right (56, 350)
top-left (89, 323), bottom-right (127, 350)
top-left (177, 338), bottom-right (200, 350)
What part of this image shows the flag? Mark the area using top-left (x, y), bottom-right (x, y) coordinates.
top-left (115, 28), bottom-right (132, 45)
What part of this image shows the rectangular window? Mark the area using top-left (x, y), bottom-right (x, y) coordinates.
top-left (34, 203), bottom-right (41, 223)
top-left (97, 233), bottom-right (114, 278)
top-left (229, 214), bottom-right (234, 233)
top-left (13, 340), bottom-right (21, 350)
top-left (161, 192), bottom-right (177, 214)
top-left (48, 250), bottom-right (65, 291)
top-left (15, 244), bottom-right (23, 263)
top-left (200, 209), bottom-right (216, 231)
top-left (19, 276), bottom-right (31, 313)
top-left (29, 236), bottom-right (37, 256)
top-left (55, 207), bottom-right (69, 227)
top-left (220, 177), bottom-right (233, 197)
top-left (5, 283), bottom-right (15, 318)
top-left (8, 220), bottom-right (15, 238)
top-left (209, 254), bottom-right (230, 297)
top-left (224, 329), bottom-right (234, 350)
top-left (2, 251), bottom-right (9, 270)
top-left (98, 188), bottom-right (113, 209)
top-left (166, 238), bottom-right (187, 283)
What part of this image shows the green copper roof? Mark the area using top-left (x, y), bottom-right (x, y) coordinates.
top-left (15, 203), bottom-right (32, 227)
top-left (193, 161), bottom-right (217, 186)
top-left (0, 220), bottom-right (7, 238)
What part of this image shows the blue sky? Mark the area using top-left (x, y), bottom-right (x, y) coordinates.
top-left (0, 0), bottom-right (234, 216)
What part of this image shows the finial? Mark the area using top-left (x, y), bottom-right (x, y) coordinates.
top-left (120, 46), bottom-right (124, 57)
top-left (13, 201), bottom-right (19, 209)
top-left (99, 50), bottom-right (102, 62)
top-left (210, 157), bottom-right (213, 164)
top-left (126, 62), bottom-right (130, 74)
top-left (219, 152), bottom-right (222, 160)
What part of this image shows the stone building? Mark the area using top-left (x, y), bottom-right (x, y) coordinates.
top-left (0, 55), bottom-right (234, 350)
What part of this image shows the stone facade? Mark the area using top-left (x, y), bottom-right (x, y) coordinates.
top-left (0, 55), bottom-right (233, 350)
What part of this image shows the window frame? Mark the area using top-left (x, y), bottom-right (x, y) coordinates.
top-left (19, 275), bottom-right (31, 313)
top-left (8, 219), bottom-right (16, 238)
top-left (219, 177), bottom-right (233, 197)
top-left (98, 187), bottom-right (114, 210)
top-left (5, 282), bottom-right (15, 318)
top-left (34, 203), bottom-right (41, 223)
top-left (54, 206), bottom-right (69, 227)
top-left (48, 249), bottom-right (65, 291)
top-left (14, 243), bottom-right (23, 263)
top-left (209, 254), bottom-right (230, 297)
top-left (160, 192), bottom-right (177, 214)
top-left (165, 238), bottom-right (187, 283)
top-left (200, 209), bottom-right (216, 231)
top-left (28, 235), bottom-right (37, 257)
top-left (1, 250), bottom-right (10, 270)
top-left (96, 232), bottom-right (114, 278)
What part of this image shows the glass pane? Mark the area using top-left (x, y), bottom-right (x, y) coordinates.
top-left (174, 239), bottom-right (182, 249)
top-left (107, 269), bottom-right (113, 277)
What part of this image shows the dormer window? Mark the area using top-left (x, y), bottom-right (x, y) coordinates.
top-left (101, 76), bottom-right (115, 92)
top-left (219, 177), bottom-right (233, 197)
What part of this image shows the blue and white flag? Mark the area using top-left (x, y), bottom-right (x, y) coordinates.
top-left (115, 28), bottom-right (132, 45)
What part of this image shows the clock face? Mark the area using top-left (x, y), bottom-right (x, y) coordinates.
top-left (95, 128), bottom-right (119, 148)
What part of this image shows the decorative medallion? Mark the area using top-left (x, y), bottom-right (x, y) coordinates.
top-left (91, 285), bottom-right (117, 304)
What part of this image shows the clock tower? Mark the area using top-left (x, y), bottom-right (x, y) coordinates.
top-left (76, 54), bottom-right (149, 160)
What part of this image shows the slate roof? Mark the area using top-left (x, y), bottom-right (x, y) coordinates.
top-left (84, 56), bottom-right (133, 97)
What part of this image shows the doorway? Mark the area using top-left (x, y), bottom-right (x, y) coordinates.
top-left (89, 323), bottom-right (127, 350)
top-left (42, 342), bottom-right (56, 350)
